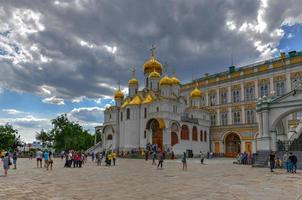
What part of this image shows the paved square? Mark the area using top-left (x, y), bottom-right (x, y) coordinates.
top-left (1, 158), bottom-right (302, 200)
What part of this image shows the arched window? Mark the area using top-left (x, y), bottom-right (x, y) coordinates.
top-left (181, 125), bottom-right (189, 140)
top-left (107, 134), bottom-right (113, 140)
top-left (200, 130), bottom-right (203, 142)
top-left (192, 126), bottom-right (198, 141)
top-left (126, 108), bottom-right (130, 120)
top-left (204, 131), bottom-right (207, 142)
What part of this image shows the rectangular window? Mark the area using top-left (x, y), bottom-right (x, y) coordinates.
top-left (209, 94), bottom-right (216, 106)
top-left (276, 81), bottom-right (285, 96)
top-left (144, 107), bottom-right (147, 118)
top-left (220, 92), bottom-right (227, 104)
top-left (246, 110), bottom-right (255, 124)
top-left (126, 108), bottom-right (130, 120)
top-left (260, 84), bottom-right (269, 97)
top-left (232, 90), bottom-right (240, 103)
top-left (233, 111), bottom-right (241, 124)
top-left (210, 113), bottom-right (216, 126)
top-left (220, 112), bottom-right (228, 126)
top-left (245, 87), bottom-right (254, 101)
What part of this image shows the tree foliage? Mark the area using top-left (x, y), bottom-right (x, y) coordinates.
top-left (0, 123), bottom-right (20, 151)
top-left (50, 114), bottom-right (94, 151)
top-left (35, 129), bottom-right (53, 148)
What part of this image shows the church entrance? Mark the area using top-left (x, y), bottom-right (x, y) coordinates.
top-left (146, 118), bottom-right (165, 151)
top-left (225, 133), bottom-right (241, 157)
top-left (153, 130), bottom-right (163, 151)
top-left (171, 132), bottom-right (178, 146)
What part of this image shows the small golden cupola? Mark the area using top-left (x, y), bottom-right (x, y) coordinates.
top-left (149, 70), bottom-right (161, 79)
top-left (114, 89), bottom-right (124, 100)
top-left (190, 87), bottom-right (202, 98)
top-left (128, 67), bottom-right (139, 86)
top-left (143, 45), bottom-right (163, 74)
top-left (128, 78), bottom-right (138, 85)
top-left (159, 75), bottom-right (172, 86)
top-left (128, 67), bottom-right (139, 98)
top-left (171, 67), bottom-right (180, 85)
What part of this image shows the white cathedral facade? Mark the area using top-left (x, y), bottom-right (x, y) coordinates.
top-left (101, 50), bottom-right (210, 155)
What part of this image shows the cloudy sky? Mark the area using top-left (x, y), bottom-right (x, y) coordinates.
top-left (0, 0), bottom-right (302, 142)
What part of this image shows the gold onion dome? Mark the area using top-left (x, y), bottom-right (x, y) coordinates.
top-left (143, 57), bottom-right (163, 74)
top-left (128, 78), bottom-right (138, 85)
top-left (171, 76), bottom-right (180, 85)
top-left (114, 89), bottom-right (124, 99)
top-left (190, 88), bottom-right (202, 98)
top-left (149, 70), bottom-right (160, 79)
top-left (159, 75), bottom-right (173, 86)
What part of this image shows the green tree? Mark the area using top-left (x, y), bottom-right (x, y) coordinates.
top-left (35, 129), bottom-right (53, 148)
top-left (50, 114), bottom-right (94, 152)
top-left (0, 123), bottom-right (20, 151)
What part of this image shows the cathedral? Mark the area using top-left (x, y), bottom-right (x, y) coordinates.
top-left (101, 49), bottom-right (210, 155)
top-left (98, 48), bottom-right (302, 157)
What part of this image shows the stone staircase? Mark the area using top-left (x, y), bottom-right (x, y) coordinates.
top-left (86, 141), bottom-right (103, 154)
top-left (252, 151), bottom-right (269, 168)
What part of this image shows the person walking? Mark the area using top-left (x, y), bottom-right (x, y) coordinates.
top-left (289, 152), bottom-right (298, 173)
top-left (44, 150), bottom-right (49, 170)
top-left (269, 151), bottom-right (275, 172)
top-left (152, 151), bottom-right (157, 165)
top-left (36, 150), bottom-right (43, 168)
top-left (200, 151), bottom-right (204, 164)
top-left (2, 152), bottom-right (11, 176)
top-left (182, 152), bottom-right (187, 170)
top-left (12, 151), bottom-right (18, 169)
top-left (157, 151), bottom-right (164, 169)
top-left (47, 152), bottom-right (53, 171)
top-left (283, 152), bottom-right (290, 172)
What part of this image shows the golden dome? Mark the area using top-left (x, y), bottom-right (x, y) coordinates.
top-left (114, 89), bottom-right (124, 99)
top-left (143, 57), bottom-right (162, 74)
top-left (149, 71), bottom-right (160, 79)
top-left (190, 88), bottom-right (202, 98)
top-left (159, 76), bottom-right (172, 86)
top-left (128, 78), bottom-right (138, 85)
top-left (171, 76), bottom-right (180, 85)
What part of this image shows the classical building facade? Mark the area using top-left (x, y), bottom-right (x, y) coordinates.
top-left (181, 50), bottom-right (302, 157)
top-left (101, 49), bottom-right (302, 157)
top-left (102, 50), bottom-right (210, 155)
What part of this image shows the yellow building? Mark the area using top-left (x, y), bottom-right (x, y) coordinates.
top-left (181, 50), bottom-right (302, 157)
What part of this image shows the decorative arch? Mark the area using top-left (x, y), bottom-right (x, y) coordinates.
top-left (192, 126), bottom-right (198, 141)
top-left (224, 132), bottom-right (241, 157)
top-left (146, 118), bottom-right (165, 151)
top-left (181, 124), bottom-right (189, 140)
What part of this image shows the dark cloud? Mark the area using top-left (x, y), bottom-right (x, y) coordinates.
top-left (0, 0), bottom-right (301, 100)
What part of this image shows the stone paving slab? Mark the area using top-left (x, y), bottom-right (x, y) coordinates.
top-left (0, 158), bottom-right (302, 200)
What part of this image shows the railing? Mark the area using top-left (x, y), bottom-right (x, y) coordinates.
top-left (277, 140), bottom-right (302, 151)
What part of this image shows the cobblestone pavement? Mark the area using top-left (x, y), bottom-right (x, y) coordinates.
top-left (1, 158), bottom-right (302, 200)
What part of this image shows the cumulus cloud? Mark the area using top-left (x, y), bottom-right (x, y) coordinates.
top-left (0, 115), bottom-right (51, 142)
top-left (69, 107), bottom-right (104, 123)
top-left (0, 0), bottom-right (302, 102)
top-left (42, 96), bottom-right (65, 105)
top-left (2, 108), bottom-right (28, 115)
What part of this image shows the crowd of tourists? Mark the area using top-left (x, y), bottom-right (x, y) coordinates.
top-left (269, 151), bottom-right (298, 173)
top-left (35, 149), bottom-right (54, 170)
top-left (236, 152), bottom-right (253, 165)
top-left (91, 150), bottom-right (117, 166)
top-left (63, 151), bottom-right (87, 168)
